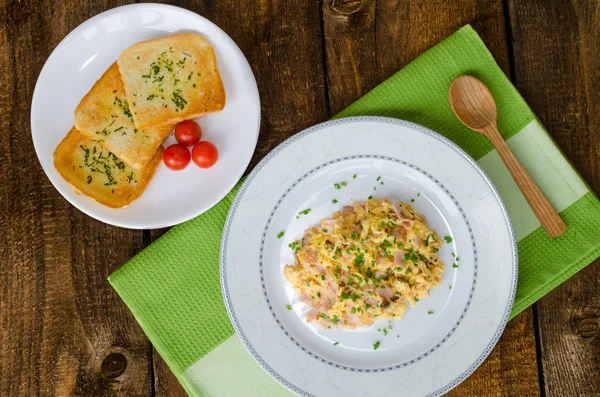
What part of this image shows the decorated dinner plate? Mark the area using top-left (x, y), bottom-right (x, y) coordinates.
top-left (221, 117), bottom-right (517, 396)
top-left (31, 3), bottom-right (260, 229)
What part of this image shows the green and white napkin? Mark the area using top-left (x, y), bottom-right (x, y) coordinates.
top-left (109, 25), bottom-right (600, 396)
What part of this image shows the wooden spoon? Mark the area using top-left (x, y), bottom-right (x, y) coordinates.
top-left (448, 75), bottom-right (566, 238)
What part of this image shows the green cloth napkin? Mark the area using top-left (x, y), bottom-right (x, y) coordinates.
top-left (109, 25), bottom-right (600, 396)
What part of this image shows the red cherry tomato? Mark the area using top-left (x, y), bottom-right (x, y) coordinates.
top-left (163, 143), bottom-right (191, 170)
top-left (174, 120), bottom-right (202, 146)
top-left (192, 141), bottom-right (218, 168)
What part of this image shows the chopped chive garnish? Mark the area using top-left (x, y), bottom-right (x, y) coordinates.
top-left (353, 174), bottom-right (357, 179)
top-left (368, 195), bottom-right (373, 199)
top-left (341, 181), bottom-right (347, 186)
top-left (449, 285), bottom-right (453, 290)
top-left (321, 275), bottom-right (325, 280)
top-left (428, 310), bottom-right (434, 315)
top-left (334, 183), bottom-right (341, 189)
top-left (376, 176), bottom-right (381, 181)
top-left (285, 305), bottom-right (292, 310)
top-left (417, 192), bottom-right (421, 197)
top-left (410, 198), bottom-right (415, 202)
top-left (373, 341), bottom-right (380, 350)
top-left (453, 263), bottom-right (459, 268)
top-left (331, 199), bottom-right (338, 204)
top-left (333, 342), bottom-right (339, 346)
top-left (444, 236), bottom-right (453, 243)
top-left (333, 315), bottom-right (338, 324)
top-left (298, 208), bottom-right (311, 215)
top-left (277, 231), bottom-right (284, 239)
top-left (322, 228), bottom-right (328, 233)
top-left (320, 313), bottom-right (330, 320)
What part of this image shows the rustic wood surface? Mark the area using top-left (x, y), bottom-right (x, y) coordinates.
top-left (0, 0), bottom-right (598, 396)
top-left (508, 0), bottom-right (600, 396)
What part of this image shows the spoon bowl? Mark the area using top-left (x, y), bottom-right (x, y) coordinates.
top-left (449, 76), bottom-right (497, 131)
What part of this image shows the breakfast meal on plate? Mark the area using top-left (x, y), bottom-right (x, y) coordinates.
top-left (117, 33), bottom-right (226, 130)
top-left (53, 33), bottom-right (225, 208)
top-left (283, 198), bottom-right (445, 329)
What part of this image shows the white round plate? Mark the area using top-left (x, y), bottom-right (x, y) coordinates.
top-left (221, 117), bottom-right (517, 396)
top-left (31, 3), bottom-right (260, 229)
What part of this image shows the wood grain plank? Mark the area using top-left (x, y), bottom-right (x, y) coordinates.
top-left (321, 0), bottom-right (541, 395)
top-left (508, 1), bottom-right (600, 396)
top-left (446, 308), bottom-right (540, 396)
top-left (0, 1), bottom-right (153, 396)
top-left (322, 0), bottom-right (512, 115)
top-left (148, 1), bottom-right (329, 394)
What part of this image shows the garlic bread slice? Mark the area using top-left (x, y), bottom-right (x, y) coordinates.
top-left (117, 33), bottom-right (226, 130)
top-left (54, 127), bottom-right (162, 208)
top-left (74, 63), bottom-right (172, 169)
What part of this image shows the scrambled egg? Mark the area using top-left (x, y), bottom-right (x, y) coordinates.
top-left (283, 198), bottom-right (445, 329)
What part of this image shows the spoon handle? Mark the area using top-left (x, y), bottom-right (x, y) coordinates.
top-left (483, 123), bottom-right (567, 238)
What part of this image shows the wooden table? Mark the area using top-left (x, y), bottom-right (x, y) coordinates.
top-left (1, 1), bottom-right (598, 396)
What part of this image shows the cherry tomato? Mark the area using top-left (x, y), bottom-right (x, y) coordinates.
top-left (192, 141), bottom-right (218, 168)
top-left (174, 120), bottom-right (202, 146)
top-left (163, 143), bottom-right (191, 170)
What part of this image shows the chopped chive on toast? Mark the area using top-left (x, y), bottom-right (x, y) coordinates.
top-left (53, 127), bottom-right (162, 208)
top-left (74, 63), bottom-right (173, 169)
top-left (117, 33), bottom-right (226, 130)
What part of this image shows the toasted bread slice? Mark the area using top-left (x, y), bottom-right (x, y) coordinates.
top-left (74, 63), bottom-right (172, 169)
top-left (117, 33), bottom-right (226, 130)
top-left (54, 127), bottom-right (162, 208)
